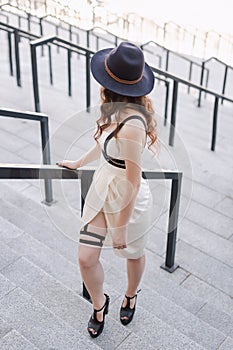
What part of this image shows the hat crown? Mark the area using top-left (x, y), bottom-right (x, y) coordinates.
top-left (106, 42), bottom-right (144, 82)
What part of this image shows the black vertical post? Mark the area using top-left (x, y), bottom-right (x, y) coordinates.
top-left (27, 13), bottom-right (31, 32)
top-left (80, 170), bottom-right (94, 301)
top-left (40, 117), bottom-right (53, 204)
top-left (69, 25), bottom-right (72, 59)
top-left (76, 33), bottom-right (80, 59)
top-left (161, 173), bottom-right (182, 272)
top-left (187, 61), bottom-right (193, 94)
top-left (14, 29), bottom-right (21, 87)
top-left (163, 23), bottom-right (167, 44)
top-left (169, 80), bottom-right (178, 146)
top-left (165, 50), bottom-right (169, 71)
top-left (157, 55), bottom-right (162, 86)
top-left (69, 24), bottom-right (72, 41)
top-left (211, 97), bottom-right (219, 151)
top-left (221, 66), bottom-right (228, 105)
top-left (158, 55), bottom-right (162, 69)
top-left (86, 51), bottom-right (91, 112)
top-left (115, 35), bottom-right (118, 47)
top-left (164, 81), bottom-right (169, 126)
top-left (7, 32), bottom-right (13, 76)
top-left (67, 49), bottom-right (72, 96)
top-left (198, 61), bottom-right (205, 107)
top-left (192, 33), bottom-right (196, 52)
top-left (30, 44), bottom-right (40, 112)
top-left (39, 18), bottom-right (44, 57)
top-left (48, 45), bottom-right (53, 85)
top-left (86, 30), bottom-right (90, 48)
top-left (56, 26), bottom-right (59, 53)
top-left (204, 68), bottom-right (209, 99)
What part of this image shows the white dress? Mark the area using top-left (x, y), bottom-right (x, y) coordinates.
top-left (80, 115), bottom-right (153, 259)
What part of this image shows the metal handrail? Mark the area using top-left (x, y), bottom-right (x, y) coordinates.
top-left (29, 34), bottom-right (169, 122)
top-left (86, 25), bottom-right (126, 49)
top-left (38, 14), bottom-right (81, 53)
top-left (163, 21), bottom-right (233, 60)
top-left (0, 21), bottom-right (39, 86)
top-left (198, 56), bottom-right (233, 106)
top-left (0, 6), bottom-right (82, 51)
top-left (141, 40), bottom-right (210, 93)
top-left (0, 10), bottom-right (219, 101)
top-left (0, 11), bottom-right (9, 23)
top-left (29, 35), bottom-right (233, 151)
top-left (0, 109), bottom-right (53, 205)
top-left (0, 3), bottom-right (41, 31)
top-left (150, 65), bottom-right (233, 151)
top-left (163, 20), bottom-right (197, 48)
top-left (0, 163), bottom-right (182, 276)
top-left (1, 18), bottom-right (231, 152)
top-left (30, 35), bottom-right (95, 113)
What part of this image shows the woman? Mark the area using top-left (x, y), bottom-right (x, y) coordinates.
top-left (57, 41), bottom-right (158, 338)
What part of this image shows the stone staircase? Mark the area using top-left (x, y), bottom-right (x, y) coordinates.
top-left (0, 181), bottom-right (227, 349)
top-left (0, 177), bottom-right (232, 350)
top-left (0, 10), bottom-right (233, 350)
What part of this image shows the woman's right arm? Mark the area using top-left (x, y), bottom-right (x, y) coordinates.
top-left (57, 142), bottom-right (101, 169)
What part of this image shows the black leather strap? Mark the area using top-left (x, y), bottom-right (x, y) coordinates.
top-left (102, 115), bottom-right (147, 169)
top-left (79, 224), bottom-right (105, 247)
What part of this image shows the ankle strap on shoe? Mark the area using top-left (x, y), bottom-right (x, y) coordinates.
top-left (94, 293), bottom-right (109, 313)
top-left (125, 289), bottom-right (141, 300)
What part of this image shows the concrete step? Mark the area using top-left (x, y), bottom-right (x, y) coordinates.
top-left (0, 284), bottom-right (102, 349)
top-left (0, 325), bottom-right (40, 350)
top-left (0, 196), bottom-right (225, 350)
top-left (103, 252), bottom-right (231, 350)
top-left (1, 183), bottom-right (233, 346)
top-left (0, 256), bottom-right (207, 350)
top-left (0, 181), bottom-right (82, 240)
top-left (0, 196), bottom-right (79, 263)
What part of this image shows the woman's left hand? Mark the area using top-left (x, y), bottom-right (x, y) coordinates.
top-left (113, 226), bottom-right (127, 249)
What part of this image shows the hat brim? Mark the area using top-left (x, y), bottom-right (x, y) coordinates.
top-left (91, 48), bottom-right (155, 97)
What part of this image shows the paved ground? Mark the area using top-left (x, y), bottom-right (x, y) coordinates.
top-left (0, 11), bottom-right (233, 350)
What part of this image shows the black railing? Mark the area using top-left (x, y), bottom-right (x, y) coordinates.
top-left (163, 21), bottom-right (197, 52)
top-left (0, 163), bottom-right (182, 277)
top-left (0, 21), bottom-right (38, 86)
top-left (0, 11), bottom-right (9, 23)
top-left (1, 17), bottom-right (232, 152)
top-left (150, 65), bottom-right (233, 151)
top-left (29, 35), bottom-right (233, 151)
top-left (30, 35), bottom-right (95, 112)
top-left (29, 33), bottom-right (170, 122)
top-left (198, 56), bottom-right (233, 106)
top-left (0, 5), bottom-right (85, 47)
top-left (38, 14), bottom-right (81, 55)
top-left (0, 109), bottom-right (53, 205)
top-left (0, 18), bottom-right (82, 87)
top-left (86, 26), bottom-right (124, 50)
top-left (141, 40), bottom-right (210, 94)
top-left (0, 3), bottom-right (40, 32)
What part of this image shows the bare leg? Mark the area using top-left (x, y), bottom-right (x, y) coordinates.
top-left (121, 255), bottom-right (146, 316)
top-left (78, 212), bottom-right (107, 334)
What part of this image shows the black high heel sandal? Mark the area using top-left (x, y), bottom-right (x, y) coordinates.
top-left (120, 289), bottom-right (141, 326)
top-left (87, 293), bottom-right (110, 338)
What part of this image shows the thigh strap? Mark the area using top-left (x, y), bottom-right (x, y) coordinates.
top-left (79, 224), bottom-right (105, 247)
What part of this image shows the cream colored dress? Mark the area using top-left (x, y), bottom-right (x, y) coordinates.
top-left (81, 115), bottom-right (153, 259)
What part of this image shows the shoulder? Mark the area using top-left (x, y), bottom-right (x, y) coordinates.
top-left (119, 115), bottom-right (146, 140)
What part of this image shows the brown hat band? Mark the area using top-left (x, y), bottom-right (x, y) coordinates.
top-left (104, 58), bottom-right (143, 85)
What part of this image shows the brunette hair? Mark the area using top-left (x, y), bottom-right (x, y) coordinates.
top-left (94, 88), bottom-right (158, 153)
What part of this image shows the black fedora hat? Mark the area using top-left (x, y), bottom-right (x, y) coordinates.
top-left (90, 41), bottom-right (154, 97)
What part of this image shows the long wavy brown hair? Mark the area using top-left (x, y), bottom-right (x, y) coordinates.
top-left (94, 88), bottom-right (158, 153)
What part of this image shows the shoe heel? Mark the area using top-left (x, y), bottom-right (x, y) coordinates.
top-left (104, 294), bottom-right (110, 315)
